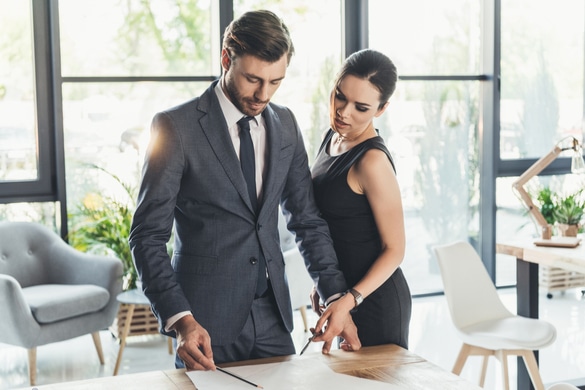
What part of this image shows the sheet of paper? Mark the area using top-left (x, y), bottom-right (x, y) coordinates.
top-left (186, 358), bottom-right (401, 390)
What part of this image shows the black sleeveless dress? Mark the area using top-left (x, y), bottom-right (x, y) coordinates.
top-left (311, 129), bottom-right (411, 349)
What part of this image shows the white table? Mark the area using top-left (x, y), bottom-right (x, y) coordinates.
top-left (28, 344), bottom-right (482, 389)
top-left (497, 239), bottom-right (585, 390)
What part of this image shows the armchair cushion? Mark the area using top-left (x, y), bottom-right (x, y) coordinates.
top-left (21, 284), bottom-right (110, 324)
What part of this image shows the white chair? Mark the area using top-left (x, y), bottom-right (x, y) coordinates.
top-left (433, 241), bottom-right (557, 390)
top-left (546, 384), bottom-right (580, 390)
top-left (279, 211), bottom-right (314, 332)
top-left (283, 247), bottom-right (314, 331)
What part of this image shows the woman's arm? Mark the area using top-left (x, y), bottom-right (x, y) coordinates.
top-left (346, 147), bottom-right (406, 299)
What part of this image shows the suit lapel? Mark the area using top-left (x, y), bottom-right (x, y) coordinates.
top-left (198, 82), bottom-right (255, 214)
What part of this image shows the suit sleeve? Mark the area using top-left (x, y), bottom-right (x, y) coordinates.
top-left (279, 108), bottom-right (348, 301)
top-left (129, 112), bottom-right (192, 333)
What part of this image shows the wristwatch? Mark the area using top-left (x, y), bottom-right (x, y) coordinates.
top-left (348, 288), bottom-right (363, 308)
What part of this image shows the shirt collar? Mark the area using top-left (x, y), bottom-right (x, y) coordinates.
top-left (214, 80), bottom-right (261, 128)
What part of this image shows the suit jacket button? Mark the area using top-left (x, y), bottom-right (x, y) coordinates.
top-left (250, 257), bottom-right (258, 265)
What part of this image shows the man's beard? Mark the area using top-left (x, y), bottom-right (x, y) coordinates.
top-left (224, 77), bottom-right (268, 117)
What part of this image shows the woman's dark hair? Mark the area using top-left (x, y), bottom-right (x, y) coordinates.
top-left (334, 49), bottom-right (397, 108)
top-left (223, 10), bottom-right (295, 64)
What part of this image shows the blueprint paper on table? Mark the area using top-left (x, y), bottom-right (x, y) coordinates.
top-left (186, 358), bottom-right (401, 389)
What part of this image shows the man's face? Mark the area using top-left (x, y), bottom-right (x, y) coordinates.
top-left (221, 50), bottom-right (288, 117)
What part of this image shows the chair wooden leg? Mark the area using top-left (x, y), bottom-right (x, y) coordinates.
top-left (479, 355), bottom-right (489, 387)
top-left (91, 332), bottom-right (105, 364)
top-left (28, 348), bottom-right (36, 386)
top-left (452, 343), bottom-right (472, 375)
top-left (167, 336), bottom-right (173, 355)
top-left (299, 305), bottom-right (309, 332)
top-left (461, 345), bottom-right (494, 387)
top-left (520, 350), bottom-right (545, 390)
top-left (114, 303), bottom-right (135, 376)
top-left (495, 350), bottom-right (510, 390)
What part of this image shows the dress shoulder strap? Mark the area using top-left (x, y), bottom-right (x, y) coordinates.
top-left (325, 135), bottom-right (396, 179)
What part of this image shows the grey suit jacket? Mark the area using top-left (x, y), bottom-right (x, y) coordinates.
top-left (129, 81), bottom-right (347, 345)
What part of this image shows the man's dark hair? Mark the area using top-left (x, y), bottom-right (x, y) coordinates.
top-left (223, 10), bottom-right (295, 64)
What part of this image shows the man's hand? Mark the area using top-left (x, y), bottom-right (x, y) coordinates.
top-left (172, 315), bottom-right (215, 371)
top-left (310, 293), bottom-right (361, 354)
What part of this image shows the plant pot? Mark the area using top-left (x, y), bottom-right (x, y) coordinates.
top-left (557, 223), bottom-right (579, 237)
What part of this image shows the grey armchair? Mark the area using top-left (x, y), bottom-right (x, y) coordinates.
top-left (0, 221), bottom-right (123, 385)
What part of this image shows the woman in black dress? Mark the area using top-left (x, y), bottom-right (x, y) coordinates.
top-left (310, 49), bottom-right (411, 351)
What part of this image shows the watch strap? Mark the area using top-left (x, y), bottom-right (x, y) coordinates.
top-left (348, 288), bottom-right (363, 307)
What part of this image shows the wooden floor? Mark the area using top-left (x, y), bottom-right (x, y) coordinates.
top-left (1, 287), bottom-right (584, 389)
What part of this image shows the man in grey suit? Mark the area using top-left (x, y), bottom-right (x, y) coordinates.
top-left (129, 10), bottom-right (360, 371)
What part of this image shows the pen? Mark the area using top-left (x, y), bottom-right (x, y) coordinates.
top-left (216, 366), bottom-right (264, 389)
top-left (299, 335), bottom-right (314, 355)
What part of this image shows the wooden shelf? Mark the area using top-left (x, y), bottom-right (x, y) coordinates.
top-left (110, 304), bottom-right (160, 339)
top-left (539, 265), bottom-right (585, 297)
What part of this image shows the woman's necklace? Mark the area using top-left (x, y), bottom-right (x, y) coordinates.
top-left (334, 125), bottom-right (373, 144)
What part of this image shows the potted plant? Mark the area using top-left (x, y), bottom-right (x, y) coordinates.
top-left (554, 190), bottom-right (585, 237)
top-left (536, 187), bottom-right (557, 226)
top-left (536, 186), bottom-right (585, 237)
top-left (68, 164), bottom-right (138, 290)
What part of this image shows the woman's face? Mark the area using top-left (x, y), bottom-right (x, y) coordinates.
top-left (332, 74), bottom-right (388, 133)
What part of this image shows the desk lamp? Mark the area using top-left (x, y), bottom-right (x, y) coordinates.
top-left (512, 136), bottom-right (585, 243)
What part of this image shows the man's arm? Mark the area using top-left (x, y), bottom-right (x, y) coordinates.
top-left (129, 112), bottom-right (192, 325)
top-left (129, 111), bottom-right (216, 369)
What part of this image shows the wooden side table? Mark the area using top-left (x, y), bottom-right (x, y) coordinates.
top-left (113, 289), bottom-right (173, 375)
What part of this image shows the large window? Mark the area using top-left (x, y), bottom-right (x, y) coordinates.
top-left (500, 0), bottom-right (584, 160)
top-left (58, 1), bottom-right (219, 221)
top-left (60, 0), bottom-right (218, 77)
top-left (0, 1), bottom-right (36, 183)
top-left (369, 0), bottom-right (482, 294)
top-left (57, 1), bottom-right (343, 236)
top-left (0, 0), bottom-right (59, 226)
top-left (497, 0), bottom-right (585, 286)
top-left (4, 0), bottom-right (584, 296)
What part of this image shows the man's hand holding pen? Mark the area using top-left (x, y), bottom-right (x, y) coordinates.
top-left (172, 315), bottom-right (216, 371)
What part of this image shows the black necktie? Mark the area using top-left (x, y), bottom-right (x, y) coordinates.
top-left (238, 116), bottom-right (268, 297)
top-left (238, 116), bottom-right (258, 212)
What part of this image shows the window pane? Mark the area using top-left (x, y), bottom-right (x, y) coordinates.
top-left (62, 82), bottom-right (209, 210)
top-left (501, 0), bottom-right (585, 159)
top-left (384, 80), bottom-right (480, 295)
top-left (0, 0), bottom-right (38, 181)
top-left (369, 0), bottom-right (481, 75)
top-left (234, 1), bottom-right (343, 160)
top-left (59, 0), bottom-right (217, 77)
top-left (0, 202), bottom-right (59, 228)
